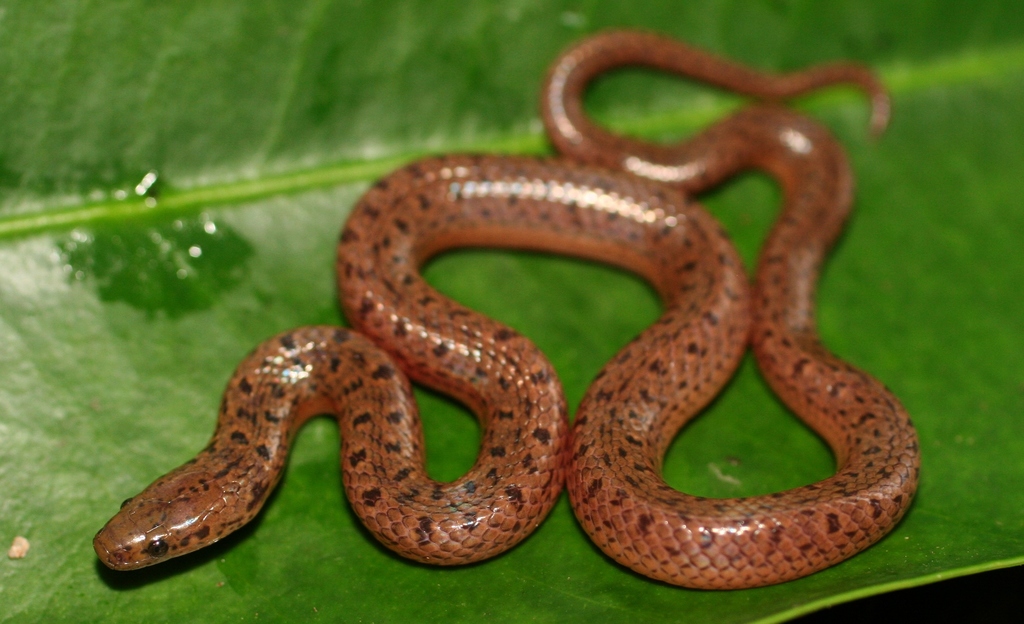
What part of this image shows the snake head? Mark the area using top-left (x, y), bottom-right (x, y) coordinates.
top-left (93, 465), bottom-right (241, 571)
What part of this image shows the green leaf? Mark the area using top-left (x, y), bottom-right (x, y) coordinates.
top-left (1, 1), bottom-right (1022, 622)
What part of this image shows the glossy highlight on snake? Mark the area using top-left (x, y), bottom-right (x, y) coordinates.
top-left (95, 30), bottom-right (918, 589)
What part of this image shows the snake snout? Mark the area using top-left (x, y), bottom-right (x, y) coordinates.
top-left (93, 516), bottom-right (163, 571)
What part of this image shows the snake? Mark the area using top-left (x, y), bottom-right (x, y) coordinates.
top-left (541, 30), bottom-right (919, 588)
top-left (94, 30), bottom-right (919, 589)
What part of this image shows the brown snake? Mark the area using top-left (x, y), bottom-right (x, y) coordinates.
top-left (94, 31), bottom-right (918, 589)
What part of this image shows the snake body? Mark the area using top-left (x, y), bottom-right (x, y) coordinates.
top-left (543, 31), bottom-right (919, 588)
top-left (95, 30), bottom-right (918, 588)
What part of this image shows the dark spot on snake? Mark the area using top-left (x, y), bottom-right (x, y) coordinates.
top-left (493, 328), bottom-right (515, 341)
top-left (625, 435), bottom-right (643, 447)
top-left (385, 442), bottom-right (401, 453)
top-left (588, 477), bottom-right (603, 498)
top-left (793, 358), bottom-right (810, 376)
top-left (353, 412), bottom-right (372, 426)
top-left (362, 488), bottom-right (382, 505)
top-left (486, 468), bottom-right (499, 482)
top-left (387, 411), bottom-right (403, 423)
top-left (489, 446), bottom-right (506, 458)
top-left (264, 411), bottom-right (281, 423)
top-left (194, 525), bottom-right (211, 540)
top-left (238, 378), bottom-right (253, 395)
top-left (256, 445), bottom-right (270, 460)
top-left (638, 514), bottom-right (653, 535)
top-left (869, 499), bottom-right (883, 518)
top-left (214, 457), bottom-right (242, 479)
top-left (687, 342), bottom-right (698, 354)
top-left (505, 485), bottom-right (522, 504)
top-left (231, 431), bottom-right (249, 445)
top-left (279, 335), bottom-right (296, 350)
top-left (826, 513), bottom-right (841, 533)
top-left (433, 343), bottom-right (449, 356)
top-left (372, 364), bottom-right (395, 379)
top-left (349, 449), bottom-right (367, 467)
top-left (532, 428), bottom-right (551, 444)
top-left (393, 218), bottom-right (409, 233)
top-left (464, 480), bottom-right (477, 494)
top-left (497, 410), bottom-right (513, 420)
top-left (330, 356), bottom-right (341, 371)
top-left (246, 482), bottom-right (267, 511)
top-left (418, 516), bottom-right (433, 537)
top-left (431, 488), bottom-right (444, 500)
top-left (394, 467), bottom-right (412, 482)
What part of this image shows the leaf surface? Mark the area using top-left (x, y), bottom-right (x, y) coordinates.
top-left (1, 2), bottom-right (1022, 622)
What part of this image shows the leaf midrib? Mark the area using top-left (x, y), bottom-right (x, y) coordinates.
top-left (1, 40), bottom-right (1022, 241)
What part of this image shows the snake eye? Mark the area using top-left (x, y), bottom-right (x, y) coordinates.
top-left (144, 539), bottom-right (169, 558)
top-left (119, 498), bottom-right (133, 509)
